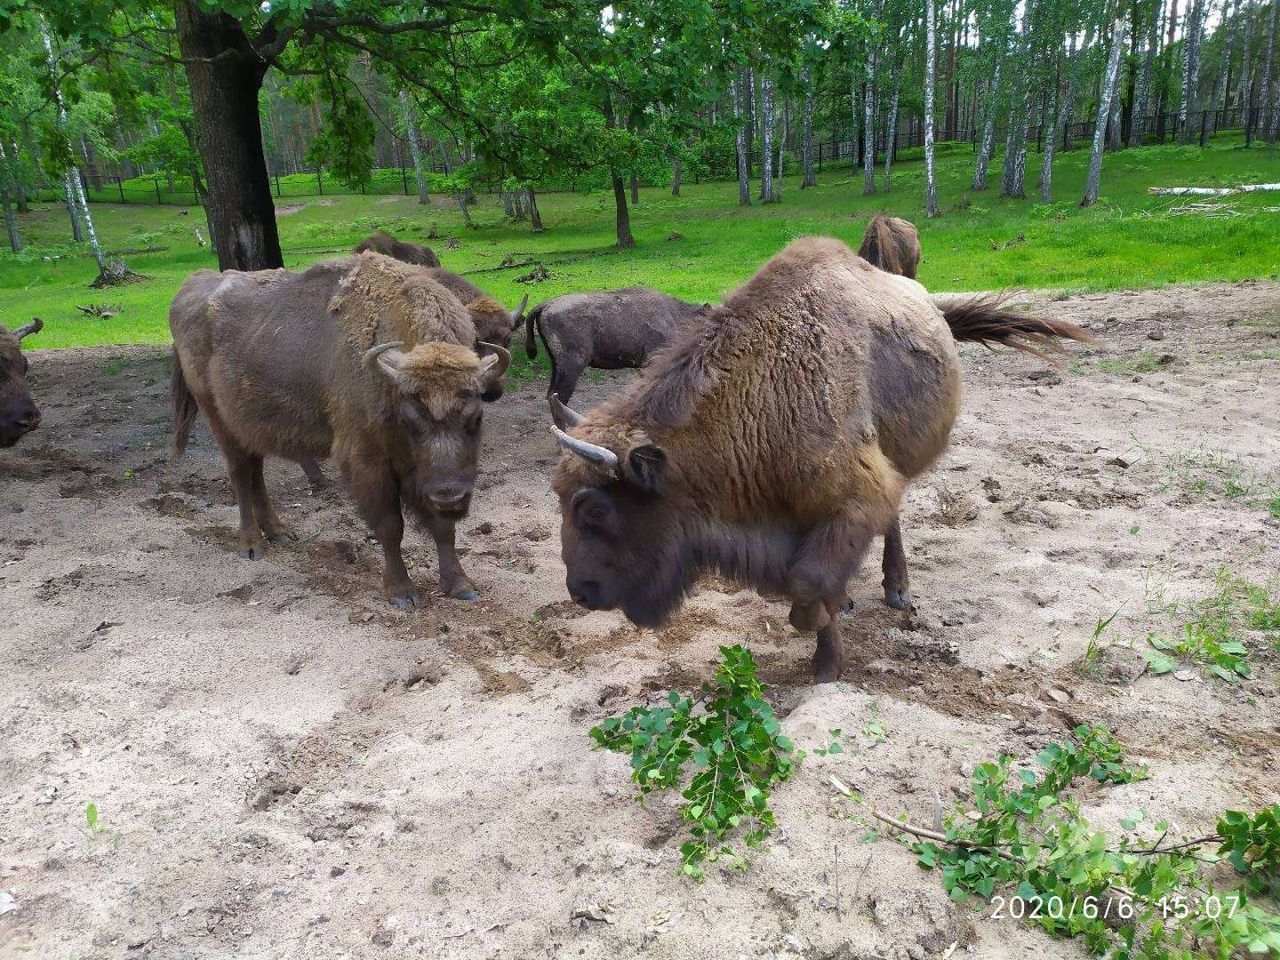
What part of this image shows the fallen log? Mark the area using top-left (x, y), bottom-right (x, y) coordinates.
top-left (1147, 183), bottom-right (1280, 196)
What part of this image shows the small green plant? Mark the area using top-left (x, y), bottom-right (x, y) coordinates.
top-left (1080, 605), bottom-right (1125, 678)
top-left (889, 727), bottom-right (1280, 958)
top-left (1097, 351), bottom-right (1162, 376)
top-left (589, 645), bottom-right (801, 878)
top-left (1141, 569), bottom-right (1278, 682)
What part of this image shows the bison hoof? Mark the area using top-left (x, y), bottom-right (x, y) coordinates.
top-left (840, 596), bottom-right (855, 615)
top-left (883, 586), bottom-right (913, 611)
top-left (270, 531), bottom-right (296, 545)
top-left (811, 659), bottom-right (843, 684)
top-left (388, 589), bottom-right (423, 610)
top-left (448, 588), bottom-right (480, 601)
top-left (238, 544), bottom-right (266, 560)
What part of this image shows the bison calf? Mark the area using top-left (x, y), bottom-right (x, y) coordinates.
top-left (525, 288), bottom-right (709, 403)
top-left (549, 237), bottom-right (1090, 682)
top-left (0, 318), bottom-right (44, 448)
top-left (170, 253), bottom-right (511, 607)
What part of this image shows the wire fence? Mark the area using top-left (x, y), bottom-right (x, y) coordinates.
top-left (32, 104), bottom-right (1270, 208)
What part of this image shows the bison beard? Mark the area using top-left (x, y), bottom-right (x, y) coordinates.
top-left (550, 236), bottom-right (1091, 682)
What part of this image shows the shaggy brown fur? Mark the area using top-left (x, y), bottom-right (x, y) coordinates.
top-left (523, 288), bottom-right (710, 403)
top-left (170, 252), bottom-right (509, 607)
top-left (550, 236), bottom-right (1092, 681)
top-left (423, 268), bottom-right (526, 349)
top-left (0, 318), bottom-right (43, 448)
top-left (858, 214), bottom-right (921, 279)
top-left (354, 230), bottom-right (441, 268)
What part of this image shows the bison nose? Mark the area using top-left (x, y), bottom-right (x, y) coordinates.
top-left (567, 576), bottom-right (601, 609)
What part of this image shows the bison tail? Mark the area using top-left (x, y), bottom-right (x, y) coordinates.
top-left (170, 349), bottom-right (200, 462)
top-left (524, 303), bottom-right (544, 359)
top-left (936, 293), bottom-right (1094, 363)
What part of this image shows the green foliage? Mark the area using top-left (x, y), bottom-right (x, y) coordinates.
top-left (589, 644), bottom-right (801, 878)
top-left (909, 728), bottom-right (1280, 958)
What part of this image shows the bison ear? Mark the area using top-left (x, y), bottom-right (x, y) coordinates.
top-left (625, 444), bottom-right (666, 493)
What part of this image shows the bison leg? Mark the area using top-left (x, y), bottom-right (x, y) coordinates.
top-left (225, 453), bottom-right (268, 560)
top-left (786, 513), bottom-right (875, 611)
top-left (349, 464), bottom-right (420, 609)
top-left (299, 458), bottom-right (330, 491)
top-left (812, 595), bottom-right (846, 683)
top-left (248, 458), bottom-right (294, 545)
top-left (881, 516), bottom-right (912, 610)
top-left (423, 512), bottom-right (478, 601)
top-left (547, 356), bottom-right (586, 405)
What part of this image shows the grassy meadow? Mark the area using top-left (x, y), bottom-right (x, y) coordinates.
top-left (4, 134), bottom-right (1278, 353)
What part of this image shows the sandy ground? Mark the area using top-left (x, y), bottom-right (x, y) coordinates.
top-left (2, 282), bottom-right (1278, 960)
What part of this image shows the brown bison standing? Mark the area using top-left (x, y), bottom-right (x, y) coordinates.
top-left (549, 236), bottom-right (1090, 681)
top-left (524, 288), bottom-right (709, 403)
top-left (0, 318), bottom-right (44, 448)
top-left (354, 229), bottom-right (441, 268)
top-left (858, 214), bottom-right (921, 280)
top-left (170, 252), bottom-right (511, 606)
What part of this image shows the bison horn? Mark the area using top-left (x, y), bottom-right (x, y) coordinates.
top-left (551, 426), bottom-right (619, 474)
top-left (549, 395), bottom-right (584, 429)
top-left (476, 342), bottom-right (512, 384)
top-left (363, 340), bottom-right (412, 390)
top-left (509, 293), bottom-right (529, 329)
top-left (14, 317), bottom-right (43, 340)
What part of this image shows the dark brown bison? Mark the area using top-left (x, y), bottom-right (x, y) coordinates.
top-left (0, 318), bottom-right (43, 448)
top-left (548, 236), bottom-right (1090, 681)
top-left (524, 288), bottom-right (710, 403)
top-left (856, 214), bottom-right (926, 609)
top-left (354, 230), bottom-right (441, 268)
top-left (858, 214), bottom-right (921, 280)
top-left (424, 268), bottom-right (528, 350)
top-left (170, 252), bottom-right (511, 607)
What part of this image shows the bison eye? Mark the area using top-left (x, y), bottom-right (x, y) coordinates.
top-left (571, 488), bottom-right (617, 532)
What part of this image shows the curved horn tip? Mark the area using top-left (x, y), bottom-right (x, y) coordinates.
top-left (510, 293), bottom-right (529, 322)
top-left (548, 395), bottom-right (585, 428)
top-left (550, 425), bottom-right (619, 473)
top-left (362, 340), bottom-right (405, 367)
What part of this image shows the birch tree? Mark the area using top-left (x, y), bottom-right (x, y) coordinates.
top-left (923, 0), bottom-right (940, 217)
top-left (398, 90), bottom-right (430, 204)
top-left (883, 67), bottom-right (901, 191)
top-left (1263, 0), bottom-right (1279, 143)
top-left (732, 72), bottom-right (751, 205)
top-left (760, 73), bottom-right (776, 203)
top-left (800, 67), bottom-right (817, 188)
top-left (1131, 0), bottom-right (1163, 145)
top-left (1178, 0), bottom-right (1205, 141)
top-left (1083, 15), bottom-right (1128, 207)
top-left (1000, 5), bottom-right (1034, 200)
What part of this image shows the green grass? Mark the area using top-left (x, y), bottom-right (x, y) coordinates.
top-left (5, 133), bottom-right (1280, 351)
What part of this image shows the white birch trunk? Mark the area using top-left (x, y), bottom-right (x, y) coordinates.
top-left (732, 74), bottom-right (751, 205)
top-left (972, 55), bottom-right (1003, 190)
top-left (924, 0), bottom-right (940, 217)
top-left (801, 68), bottom-right (817, 188)
top-left (760, 75), bottom-right (775, 203)
top-left (1083, 17), bottom-right (1129, 206)
top-left (399, 90), bottom-right (430, 204)
top-left (883, 76), bottom-right (901, 192)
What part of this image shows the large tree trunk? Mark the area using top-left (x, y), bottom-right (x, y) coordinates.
top-left (801, 68), bottom-right (816, 188)
top-left (63, 173), bottom-right (82, 242)
top-left (1, 189), bottom-right (18, 254)
top-left (671, 157), bottom-right (681, 196)
top-left (610, 169), bottom-right (634, 247)
top-left (972, 55), bottom-right (1003, 190)
top-left (732, 73), bottom-right (751, 205)
top-left (760, 75), bottom-right (775, 203)
top-left (1214, 0), bottom-right (1243, 117)
top-left (1040, 37), bottom-right (1076, 202)
top-left (1001, 11), bottom-right (1032, 199)
top-left (630, 169), bottom-right (640, 206)
top-left (924, 0), bottom-right (940, 217)
top-left (527, 188), bottom-right (544, 233)
top-left (175, 0), bottom-right (283, 271)
top-left (1084, 17), bottom-right (1129, 207)
top-left (399, 90), bottom-right (430, 204)
top-left (862, 37), bottom-right (877, 195)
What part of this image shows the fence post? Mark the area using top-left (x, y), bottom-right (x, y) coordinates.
top-left (118, 178), bottom-right (125, 203)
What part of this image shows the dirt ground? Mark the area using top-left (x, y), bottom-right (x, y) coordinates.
top-left (2, 282), bottom-right (1278, 960)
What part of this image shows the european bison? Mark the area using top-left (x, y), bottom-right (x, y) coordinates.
top-left (355, 230), bottom-right (441, 268)
top-left (0, 318), bottom-right (43, 448)
top-left (548, 236), bottom-right (1090, 681)
top-left (170, 252), bottom-right (511, 606)
top-left (524, 288), bottom-right (709, 403)
top-left (858, 214), bottom-right (921, 280)
top-left (856, 214), bottom-right (926, 609)
top-left (425, 268), bottom-right (528, 350)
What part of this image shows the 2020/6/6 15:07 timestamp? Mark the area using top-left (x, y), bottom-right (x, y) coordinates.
top-left (990, 893), bottom-right (1243, 922)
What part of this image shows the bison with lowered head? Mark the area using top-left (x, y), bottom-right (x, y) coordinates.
top-left (0, 318), bottom-right (43, 448)
top-left (857, 213), bottom-right (921, 280)
top-left (355, 230), bottom-right (441, 268)
top-left (524, 288), bottom-right (709, 403)
top-left (170, 252), bottom-right (511, 606)
top-left (549, 236), bottom-right (1090, 681)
